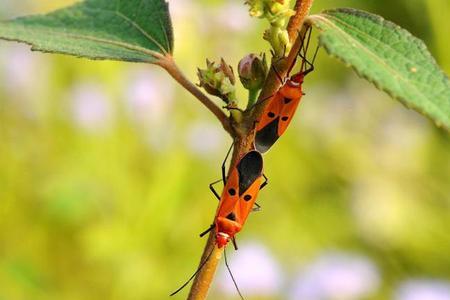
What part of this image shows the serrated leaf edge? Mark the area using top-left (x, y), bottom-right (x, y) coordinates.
top-left (0, 22), bottom-right (167, 63)
top-left (0, 0), bottom-right (174, 63)
top-left (307, 13), bottom-right (450, 132)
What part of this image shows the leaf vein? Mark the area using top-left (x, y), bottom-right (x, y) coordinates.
top-left (17, 25), bottom-right (165, 61)
top-left (314, 15), bottom-right (431, 103)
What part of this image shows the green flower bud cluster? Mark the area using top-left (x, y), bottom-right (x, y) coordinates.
top-left (245, 0), bottom-right (295, 57)
top-left (197, 58), bottom-right (237, 104)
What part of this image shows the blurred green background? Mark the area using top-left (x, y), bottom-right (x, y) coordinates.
top-left (0, 1), bottom-right (449, 299)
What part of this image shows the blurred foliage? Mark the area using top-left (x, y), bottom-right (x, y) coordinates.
top-left (0, 1), bottom-right (449, 300)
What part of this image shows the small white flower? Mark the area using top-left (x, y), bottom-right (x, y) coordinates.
top-left (217, 2), bottom-right (253, 32)
top-left (395, 279), bottom-right (450, 300)
top-left (124, 69), bottom-right (174, 128)
top-left (185, 121), bottom-right (225, 159)
top-left (290, 251), bottom-right (380, 300)
top-left (70, 83), bottom-right (113, 133)
top-left (0, 44), bottom-right (51, 120)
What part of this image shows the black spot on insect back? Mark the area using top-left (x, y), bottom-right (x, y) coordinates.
top-left (281, 116), bottom-right (289, 121)
top-left (226, 212), bottom-right (237, 221)
top-left (284, 97), bottom-right (292, 104)
top-left (268, 112), bottom-right (275, 118)
top-left (228, 188), bottom-right (236, 196)
top-left (243, 195), bottom-right (252, 201)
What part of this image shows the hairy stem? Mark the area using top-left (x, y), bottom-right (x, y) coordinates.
top-left (158, 55), bottom-right (232, 135)
top-left (187, 231), bottom-right (223, 300)
top-left (186, 1), bottom-right (315, 299)
top-left (288, 0), bottom-right (315, 43)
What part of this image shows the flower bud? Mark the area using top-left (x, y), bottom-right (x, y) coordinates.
top-left (264, 27), bottom-right (292, 57)
top-left (245, 0), bottom-right (295, 57)
top-left (246, 0), bottom-right (265, 17)
top-left (238, 53), bottom-right (268, 91)
top-left (197, 58), bottom-right (236, 103)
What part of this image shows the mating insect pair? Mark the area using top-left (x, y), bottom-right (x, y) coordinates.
top-left (205, 26), bottom-right (318, 251)
top-left (171, 26), bottom-right (318, 298)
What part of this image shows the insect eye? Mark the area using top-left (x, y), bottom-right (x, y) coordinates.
top-left (243, 195), bottom-right (252, 201)
top-left (284, 97), bottom-right (292, 104)
top-left (228, 188), bottom-right (236, 196)
top-left (281, 116), bottom-right (289, 121)
top-left (268, 112), bottom-right (275, 118)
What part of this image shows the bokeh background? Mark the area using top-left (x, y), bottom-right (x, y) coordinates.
top-left (0, 0), bottom-right (449, 299)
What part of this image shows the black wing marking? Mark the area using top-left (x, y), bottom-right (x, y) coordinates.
top-left (255, 118), bottom-right (280, 154)
top-left (237, 151), bottom-right (263, 195)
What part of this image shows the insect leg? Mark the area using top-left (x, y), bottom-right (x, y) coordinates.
top-left (286, 25), bottom-right (313, 75)
top-left (199, 224), bottom-right (215, 238)
top-left (260, 174), bottom-right (269, 190)
top-left (248, 92), bottom-right (276, 113)
top-left (252, 202), bottom-right (262, 212)
top-left (222, 142), bottom-right (234, 184)
top-left (299, 26), bottom-right (320, 76)
top-left (209, 178), bottom-right (223, 200)
top-left (305, 44), bottom-right (320, 75)
top-left (231, 237), bottom-right (239, 251)
top-left (251, 174), bottom-right (268, 212)
top-left (303, 25), bottom-right (313, 54)
top-left (271, 65), bottom-right (284, 85)
top-left (298, 26), bottom-right (313, 72)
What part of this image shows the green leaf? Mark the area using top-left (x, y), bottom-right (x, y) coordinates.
top-left (0, 0), bottom-right (173, 64)
top-left (309, 8), bottom-right (450, 131)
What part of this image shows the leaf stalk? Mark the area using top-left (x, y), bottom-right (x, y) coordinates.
top-left (158, 55), bottom-right (233, 135)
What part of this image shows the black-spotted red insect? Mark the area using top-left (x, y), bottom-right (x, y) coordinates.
top-left (205, 146), bottom-right (267, 248)
top-left (171, 145), bottom-right (267, 298)
top-left (255, 26), bottom-right (318, 153)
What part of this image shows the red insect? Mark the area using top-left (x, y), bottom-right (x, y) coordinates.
top-left (171, 146), bottom-right (267, 298)
top-left (213, 150), bottom-right (266, 248)
top-left (203, 146), bottom-right (267, 248)
top-left (255, 27), bottom-right (318, 153)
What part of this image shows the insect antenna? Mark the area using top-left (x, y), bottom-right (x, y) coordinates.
top-left (304, 44), bottom-right (320, 75)
top-left (287, 25), bottom-right (313, 75)
top-left (299, 27), bottom-right (320, 76)
top-left (299, 26), bottom-right (313, 73)
top-left (170, 245), bottom-right (215, 297)
top-left (224, 248), bottom-right (245, 300)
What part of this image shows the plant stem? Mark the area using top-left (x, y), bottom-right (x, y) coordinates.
top-left (158, 56), bottom-right (233, 135)
top-left (185, 1), bottom-right (315, 299)
top-left (247, 88), bottom-right (260, 109)
top-left (187, 230), bottom-right (223, 300)
top-left (288, 0), bottom-right (315, 43)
